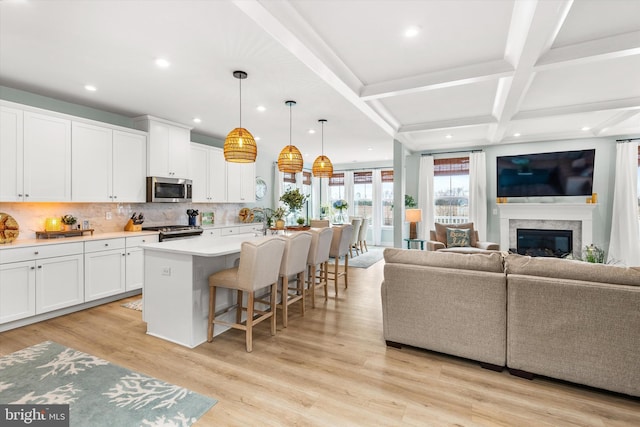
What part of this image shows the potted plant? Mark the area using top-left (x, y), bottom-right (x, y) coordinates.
top-left (280, 188), bottom-right (308, 225)
top-left (272, 207), bottom-right (287, 230)
top-left (61, 214), bottom-right (77, 231)
top-left (296, 217), bottom-right (306, 226)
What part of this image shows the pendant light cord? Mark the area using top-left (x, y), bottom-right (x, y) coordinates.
top-left (238, 77), bottom-right (242, 129)
top-left (289, 102), bottom-right (292, 148)
top-left (321, 120), bottom-right (324, 155)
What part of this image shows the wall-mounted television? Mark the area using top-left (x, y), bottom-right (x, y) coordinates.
top-left (497, 149), bottom-right (595, 197)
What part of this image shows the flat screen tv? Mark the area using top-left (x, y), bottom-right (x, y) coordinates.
top-left (497, 149), bottom-right (595, 197)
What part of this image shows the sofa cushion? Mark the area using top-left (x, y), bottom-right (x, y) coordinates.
top-left (446, 227), bottom-right (471, 247)
top-left (384, 248), bottom-right (504, 273)
top-left (505, 253), bottom-right (640, 287)
top-left (439, 247), bottom-right (501, 255)
top-left (435, 222), bottom-right (477, 247)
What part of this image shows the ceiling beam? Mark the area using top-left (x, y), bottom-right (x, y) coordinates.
top-left (399, 115), bottom-right (495, 133)
top-left (360, 60), bottom-right (514, 101)
top-left (232, 0), bottom-right (396, 137)
top-left (593, 110), bottom-right (640, 136)
top-left (488, 0), bottom-right (574, 143)
top-left (535, 30), bottom-right (640, 71)
top-left (513, 97), bottom-right (640, 120)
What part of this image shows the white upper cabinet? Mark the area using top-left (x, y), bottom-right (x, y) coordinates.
top-left (24, 111), bottom-right (72, 202)
top-left (134, 115), bottom-right (191, 178)
top-left (72, 122), bottom-right (146, 202)
top-left (1, 108), bottom-right (72, 202)
top-left (0, 106), bottom-right (24, 202)
top-left (226, 161), bottom-right (255, 203)
top-left (190, 143), bottom-right (226, 203)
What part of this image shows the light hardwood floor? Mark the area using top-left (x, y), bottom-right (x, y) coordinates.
top-left (1, 259), bottom-right (639, 426)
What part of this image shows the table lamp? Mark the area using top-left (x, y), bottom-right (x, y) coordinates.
top-left (405, 209), bottom-right (422, 240)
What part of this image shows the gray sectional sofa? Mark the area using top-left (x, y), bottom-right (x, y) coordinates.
top-left (381, 248), bottom-right (640, 397)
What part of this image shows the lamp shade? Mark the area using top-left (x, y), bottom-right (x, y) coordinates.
top-left (224, 127), bottom-right (257, 163)
top-left (277, 144), bottom-right (304, 173)
top-left (405, 209), bottom-right (422, 223)
top-left (312, 155), bottom-right (333, 178)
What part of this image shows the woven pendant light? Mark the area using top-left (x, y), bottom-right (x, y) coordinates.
top-left (224, 71), bottom-right (257, 163)
top-left (312, 119), bottom-right (333, 177)
top-left (277, 100), bottom-right (303, 173)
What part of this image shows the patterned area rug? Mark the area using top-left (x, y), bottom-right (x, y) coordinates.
top-left (121, 298), bottom-right (143, 311)
top-left (0, 341), bottom-right (216, 426)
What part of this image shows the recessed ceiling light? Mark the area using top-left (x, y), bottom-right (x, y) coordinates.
top-left (581, 126), bottom-right (590, 131)
top-left (254, 136), bottom-right (261, 141)
top-left (367, 147), bottom-right (373, 151)
top-left (193, 118), bottom-right (201, 124)
top-left (256, 105), bottom-right (266, 112)
top-left (445, 134), bottom-right (452, 139)
top-left (84, 85), bottom-right (97, 92)
top-left (308, 129), bottom-right (315, 134)
top-left (155, 58), bottom-right (171, 68)
top-left (514, 132), bottom-right (521, 137)
top-left (404, 26), bottom-right (420, 38)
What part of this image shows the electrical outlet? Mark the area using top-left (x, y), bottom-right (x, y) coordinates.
top-left (105, 211), bottom-right (112, 220)
top-left (161, 267), bottom-right (171, 276)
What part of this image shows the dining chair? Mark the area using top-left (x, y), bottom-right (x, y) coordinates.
top-left (358, 219), bottom-right (369, 253)
top-left (306, 227), bottom-right (334, 308)
top-left (277, 231), bottom-right (313, 327)
top-left (349, 217), bottom-right (362, 258)
top-left (327, 224), bottom-right (353, 297)
top-left (309, 219), bottom-right (330, 228)
top-left (207, 236), bottom-right (286, 352)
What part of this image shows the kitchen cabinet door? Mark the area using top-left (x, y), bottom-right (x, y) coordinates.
top-left (0, 260), bottom-right (36, 323)
top-left (72, 121), bottom-right (113, 202)
top-left (113, 130), bottom-right (146, 202)
top-left (23, 111), bottom-right (72, 201)
top-left (85, 248), bottom-right (126, 302)
top-left (209, 147), bottom-right (226, 202)
top-left (0, 106), bottom-right (24, 202)
top-left (226, 162), bottom-right (255, 203)
top-left (143, 118), bottom-right (190, 178)
top-left (190, 143), bottom-right (209, 202)
top-left (35, 254), bottom-right (84, 314)
top-left (125, 248), bottom-right (144, 291)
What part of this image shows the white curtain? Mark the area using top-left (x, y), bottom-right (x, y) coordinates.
top-left (273, 164), bottom-right (284, 208)
top-left (608, 141), bottom-right (640, 266)
top-left (469, 152), bottom-right (488, 241)
top-left (418, 156), bottom-right (434, 240)
top-left (344, 171), bottom-right (354, 217)
top-left (372, 169), bottom-right (383, 245)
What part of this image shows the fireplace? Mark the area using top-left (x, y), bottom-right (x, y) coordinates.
top-left (517, 228), bottom-right (573, 257)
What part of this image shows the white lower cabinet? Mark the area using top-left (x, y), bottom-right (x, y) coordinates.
top-left (125, 234), bottom-right (158, 291)
top-left (84, 239), bottom-right (126, 302)
top-left (0, 242), bottom-right (84, 322)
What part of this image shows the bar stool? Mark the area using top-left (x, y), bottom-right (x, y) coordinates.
top-left (277, 232), bottom-right (313, 328)
top-left (306, 227), bottom-right (334, 308)
top-left (207, 237), bottom-right (285, 352)
top-left (327, 224), bottom-right (354, 297)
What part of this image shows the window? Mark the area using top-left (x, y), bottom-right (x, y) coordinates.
top-left (381, 170), bottom-right (394, 226)
top-left (282, 172), bottom-right (296, 193)
top-left (433, 157), bottom-right (469, 224)
top-left (328, 172), bottom-right (345, 209)
top-left (353, 171), bottom-right (373, 219)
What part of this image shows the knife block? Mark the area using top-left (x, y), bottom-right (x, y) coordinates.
top-left (124, 219), bottom-right (142, 232)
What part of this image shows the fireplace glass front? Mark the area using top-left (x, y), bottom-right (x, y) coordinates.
top-left (516, 228), bottom-right (573, 258)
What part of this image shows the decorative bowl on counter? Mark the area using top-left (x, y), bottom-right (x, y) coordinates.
top-left (0, 212), bottom-right (19, 243)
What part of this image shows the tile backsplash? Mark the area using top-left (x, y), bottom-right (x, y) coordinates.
top-left (1, 202), bottom-right (252, 240)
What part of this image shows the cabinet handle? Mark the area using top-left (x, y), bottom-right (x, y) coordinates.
top-left (34, 251), bottom-right (39, 255)
top-left (113, 195), bottom-right (117, 199)
top-left (25, 194), bottom-right (29, 197)
top-left (18, 193), bottom-right (22, 197)
top-left (142, 240), bottom-right (146, 243)
top-left (30, 266), bottom-right (35, 270)
top-left (104, 243), bottom-right (109, 247)
top-left (37, 265), bottom-right (42, 269)
top-left (122, 253), bottom-right (126, 256)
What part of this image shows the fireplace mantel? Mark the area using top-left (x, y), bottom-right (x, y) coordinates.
top-left (498, 203), bottom-right (596, 251)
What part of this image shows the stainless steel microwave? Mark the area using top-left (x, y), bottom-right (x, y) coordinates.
top-left (146, 177), bottom-right (192, 203)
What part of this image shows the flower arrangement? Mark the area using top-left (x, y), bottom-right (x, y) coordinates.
top-left (280, 188), bottom-right (308, 212)
top-left (583, 244), bottom-right (605, 263)
top-left (272, 207), bottom-right (287, 220)
top-left (61, 214), bottom-right (77, 225)
top-left (333, 199), bottom-right (348, 211)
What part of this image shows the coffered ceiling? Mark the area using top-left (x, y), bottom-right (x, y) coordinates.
top-left (1, 0), bottom-right (638, 165)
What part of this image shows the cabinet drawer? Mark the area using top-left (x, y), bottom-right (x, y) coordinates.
top-left (126, 234), bottom-right (159, 248)
top-left (84, 238), bottom-right (126, 253)
top-left (220, 227), bottom-right (239, 236)
top-left (0, 242), bottom-right (83, 264)
top-left (202, 228), bottom-right (221, 238)
top-left (238, 224), bottom-right (262, 234)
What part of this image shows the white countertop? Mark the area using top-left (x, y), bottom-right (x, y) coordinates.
top-left (0, 230), bottom-right (159, 249)
top-left (142, 234), bottom-right (265, 257)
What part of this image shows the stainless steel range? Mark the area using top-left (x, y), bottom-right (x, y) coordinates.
top-left (142, 225), bottom-right (203, 242)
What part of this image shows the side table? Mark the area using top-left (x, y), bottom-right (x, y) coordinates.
top-left (404, 238), bottom-right (425, 250)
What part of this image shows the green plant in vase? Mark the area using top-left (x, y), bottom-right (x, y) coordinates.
top-left (583, 244), bottom-right (605, 263)
top-left (296, 217), bottom-right (306, 226)
top-left (273, 207), bottom-right (287, 230)
top-left (280, 188), bottom-right (308, 224)
top-left (61, 214), bottom-right (77, 231)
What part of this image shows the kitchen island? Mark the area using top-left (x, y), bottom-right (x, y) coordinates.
top-left (142, 234), bottom-right (263, 348)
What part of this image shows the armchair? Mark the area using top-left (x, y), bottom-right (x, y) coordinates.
top-left (427, 222), bottom-right (500, 254)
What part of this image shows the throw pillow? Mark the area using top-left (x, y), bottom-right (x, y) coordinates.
top-left (435, 222), bottom-right (477, 247)
top-left (446, 227), bottom-right (471, 247)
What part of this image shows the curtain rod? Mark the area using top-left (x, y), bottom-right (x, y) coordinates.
top-left (616, 138), bottom-right (640, 142)
top-left (421, 149), bottom-right (483, 156)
